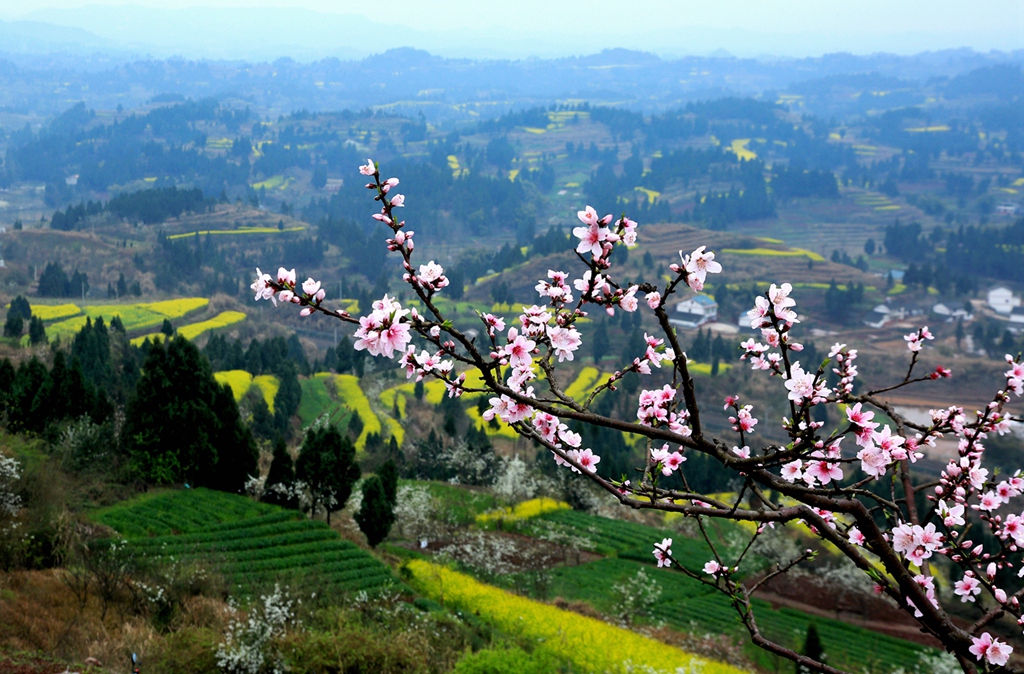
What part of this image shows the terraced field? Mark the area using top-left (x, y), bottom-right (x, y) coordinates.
top-left (214, 371), bottom-right (279, 410)
top-left (93, 488), bottom-right (398, 598)
top-left (41, 298), bottom-right (210, 341)
top-left (131, 310), bottom-right (247, 345)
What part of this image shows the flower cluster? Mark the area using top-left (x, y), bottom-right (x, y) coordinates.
top-left (250, 266), bottom-right (329, 317)
top-left (670, 245), bottom-right (722, 292)
top-left (652, 537), bottom-right (673, 568)
top-left (892, 521), bottom-right (944, 566)
top-left (651, 443), bottom-right (685, 476)
top-left (636, 385), bottom-right (691, 437)
top-left (352, 294), bottom-right (413, 358)
top-left (779, 441), bottom-right (844, 487)
top-left (904, 326), bottom-right (934, 352)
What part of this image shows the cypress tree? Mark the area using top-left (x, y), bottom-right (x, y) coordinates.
top-left (264, 436), bottom-right (297, 509)
top-left (123, 336), bottom-right (252, 489)
top-left (797, 623), bottom-right (824, 673)
top-left (355, 476), bottom-right (395, 548)
top-left (3, 313), bottom-right (23, 339)
top-left (207, 383), bottom-right (259, 493)
top-left (378, 459), bottom-right (398, 506)
top-left (28, 316), bottom-right (46, 345)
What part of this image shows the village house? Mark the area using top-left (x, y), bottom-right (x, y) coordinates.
top-left (987, 286), bottom-right (1021, 315)
top-left (669, 294), bottom-right (718, 329)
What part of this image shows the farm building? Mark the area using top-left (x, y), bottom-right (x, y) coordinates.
top-left (932, 302), bottom-right (973, 322)
top-left (988, 286), bottom-right (1021, 315)
top-left (670, 294), bottom-right (718, 329)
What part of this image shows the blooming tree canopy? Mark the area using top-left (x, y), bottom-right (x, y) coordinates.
top-left (252, 160), bottom-right (1024, 674)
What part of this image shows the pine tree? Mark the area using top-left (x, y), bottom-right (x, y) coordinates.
top-left (160, 318), bottom-right (174, 337)
top-left (27, 315), bottom-right (46, 346)
top-left (355, 476), bottom-right (395, 547)
top-left (123, 337), bottom-right (253, 489)
top-left (264, 437), bottom-right (297, 509)
top-left (378, 459), bottom-right (398, 506)
top-left (3, 313), bottom-right (23, 339)
top-left (796, 623), bottom-right (825, 673)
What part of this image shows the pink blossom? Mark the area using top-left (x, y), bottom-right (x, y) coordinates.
top-left (390, 193), bottom-right (405, 207)
top-left (781, 460), bottom-right (803, 482)
top-left (680, 246), bottom-right (722, 291)
top-left (359, 158), bottom-right (376, 176)
top-left (646, 292), bottom-right (661, 310)
top-left (251, 267), bottom-right (276, 302)
top-left (276, 267), bottom-right (296, 286)
top-left (954, 573), bottom-right (982, 602)
top-left (548, 326), bottom-right (582, 362)
top-left (703, 560), bottom-right (721, 576)
top-left (653, 537), bottom-right (673, 568)
top-left (575, 448), bottom-right (601, 473)
top-left (848, 527), bottom-right (865, 546)
top-left (970, 632), bottom-right (1013, 667)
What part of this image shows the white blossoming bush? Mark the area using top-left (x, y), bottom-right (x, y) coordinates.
top-left (254, 159), bottom-right (1024, 673)
top-left (216, 584), bottom-right (296, 674)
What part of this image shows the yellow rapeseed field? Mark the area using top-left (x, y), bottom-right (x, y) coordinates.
top-left (130, 310), bottom-right (245, 346)
top-left (476, 497), bottom-right (569, 526)
top-left (407, 560), bottom-right (746, 674)
top-left (213, 370), bottom-right (278, 410)
top-left (27, 303), bottom-right (81, 321)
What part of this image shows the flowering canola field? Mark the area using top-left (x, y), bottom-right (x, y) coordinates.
top-left (131, 310), bottom-right (246, 345)
top-left (214, 370), bottom-right (279, 411)
top-left (44, 298), bottom-right (210, 340)
top-left (407, 560), bottom-right (745, 674)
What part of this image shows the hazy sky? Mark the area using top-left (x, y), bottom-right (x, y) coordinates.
top-left (3, 0), bottom-right (1022, 58)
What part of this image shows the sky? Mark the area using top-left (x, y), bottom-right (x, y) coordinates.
top-left (2, 0), bottom-right (1022, 58)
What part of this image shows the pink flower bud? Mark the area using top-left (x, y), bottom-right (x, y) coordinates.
top-left (988, 562), bottom-right (997, 579)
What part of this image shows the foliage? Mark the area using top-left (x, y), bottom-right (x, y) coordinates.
top-left (122, 336), bottom-right (257, 491)
top-left (216, 584), bottom-right (295, 674)
top-left (295, 425), bottom-right (360, 522)
top-left (355, 476), bottom-right (395, 547)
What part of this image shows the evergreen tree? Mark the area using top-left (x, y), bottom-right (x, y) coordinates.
top-left (378, 459), bottom-right (398, 506)
top-left (122, 337), bottom-right (254, 489)
top-left (355, 476), bottom-right (395, 547)
top-left (3, 313), bottom-right (23, 339)
top-left (273, 364), bottom-right (302, 436)
top-left (295, 426), bottom-right (360, 523)
top-left (27, 315), bottom-right (46, 344)
top-left (160, 318), bottom-right (174, 337)
top-left (796, 623), bottom-right (825, 674)
top-left (8, 358), bottom-right (50, 433)
top-left (207, 383), bottom-right (259, 493)
top-left (264, 437), bottom-right (297, 509)
top-left (116, 273), bottom-right (128, 298)
top-left (8, 296), bottom-right (30, 321)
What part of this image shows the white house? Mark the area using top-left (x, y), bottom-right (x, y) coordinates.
top-left (670, 294), bottom-right (718, 329)
top-left (863, 304), bottom-right (890, 328)
top-left (932, 302), bottom-right (973, 322)
top-left (988, 286), bottom-right (1021, 315)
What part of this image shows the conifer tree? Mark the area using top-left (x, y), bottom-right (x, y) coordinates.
top-left (2, 313), bottom-right (22, 339)
top-left (796, 623), bottom-right (824, 674)
top-left (28, 316), bottom-right (46, 345)
top-left (264, 436), bottom-right (297, 509)
top-left (378, 459), bottom-right (398, 506)
top-left (123, 336), bottom-right (254, 489)
top-left (355, 476), bottom-right (394, 548)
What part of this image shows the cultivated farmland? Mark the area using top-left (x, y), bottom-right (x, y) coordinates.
top-left (94, 488), bottom-right (398, 598)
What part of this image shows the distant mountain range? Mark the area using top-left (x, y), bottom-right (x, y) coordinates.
top-left (0, 13), bottom-right (1020, 120)
top-left (4, 5), bottom-right (1024, 62)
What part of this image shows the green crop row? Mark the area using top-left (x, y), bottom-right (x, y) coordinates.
top-left (130, 516), bottom-right (325, 549)
top-left (132, 522), bottom-right (334, 553)
top-left (220, 549), bottom-right (371, 576)
top-left (94, 488), bottom-right (283, 537)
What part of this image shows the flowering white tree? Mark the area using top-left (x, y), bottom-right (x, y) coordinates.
top-left (252, 160), bottom-right (1024, 673)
